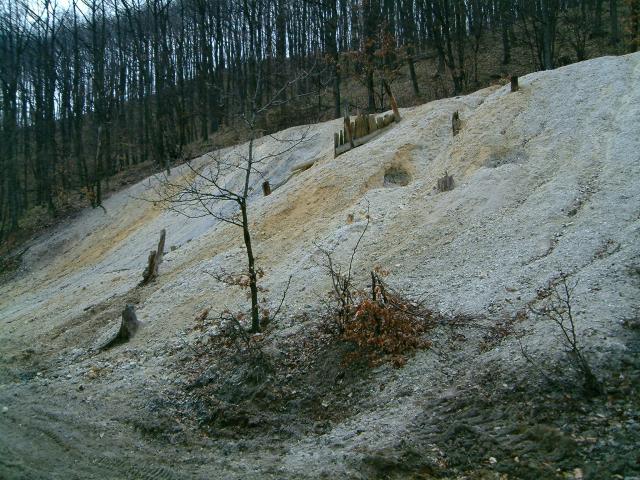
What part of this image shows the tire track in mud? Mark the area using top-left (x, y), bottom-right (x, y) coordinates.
top-left (94, 456), bottom-right (190, 480)
top-left (1, 392), bottom-right (192, 480)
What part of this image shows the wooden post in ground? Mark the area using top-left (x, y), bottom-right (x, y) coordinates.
top-left (369, 114), bottom-right (377, 132)
top-left (344, 115), bottom-right (355, 148)
top-left (357, 115), bottom-right (364, 137)
top-left (383, 79), bottom-right (401, 122)
top-left (371, 271), bottom-right (378, 302)
top-left (510, 75), bottom-right (519, 92)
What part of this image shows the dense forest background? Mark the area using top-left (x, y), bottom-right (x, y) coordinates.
top-left (0, 0), bottom-right (638, 247)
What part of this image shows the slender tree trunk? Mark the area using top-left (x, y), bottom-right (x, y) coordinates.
top-left (401, 0), bottom-right (420, 96)
top-left (364, 0), bottom-right (379, 113)
top-left (610, 0), bottom-right (619, 44)
top-left (594, 0), bottom-right (603, 35)
top-left (241, 133), bottom-right (260, 332)
top-left (501, 0), bottom-right (512, 64)
top-left (408, 56), bottom-right (420, 96)
top-left (541, 0), bottom-right (555, 70)
top-left (241, 199), bottom-right (260, 333)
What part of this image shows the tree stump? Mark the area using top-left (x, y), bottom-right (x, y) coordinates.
top-left (510, 75), bottom-right (519, 92)
top-left (452, 111), bottom-right (461, 136)
top-left (262, 181), bottom-right (271, 196)
top-left (437, 171), bottom-right (454, 192)
top-left (97, 305), bottom-right (140, 351)
top-left (344, 115), bottom-right (355, 148)
top-left (140, 229), bottom-right (166, 285)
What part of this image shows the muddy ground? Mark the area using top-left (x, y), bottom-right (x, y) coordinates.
top-left (1, 290), bottom-right (639, 479)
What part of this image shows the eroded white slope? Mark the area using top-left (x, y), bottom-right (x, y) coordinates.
top-left (1, 53), bottom-right (639, 360)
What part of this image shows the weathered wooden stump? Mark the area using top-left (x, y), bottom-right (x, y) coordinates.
top-left (262, 181), bottom-right (271, 196)
top-left (344, 115), bottom-right (355, 148)
top-left (452, 111), bottom-right (461, 136)
top-left (510, 75), bottom-right (519, 92)
top-left (437, 171), bottom-right (455, 192)
top-left (97, 305), bottom-right (141, 351)
top-left (140, 229), bottom-right (166, 285)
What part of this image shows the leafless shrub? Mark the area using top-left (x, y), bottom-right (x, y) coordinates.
top-left (203, 267), bottom-right (292, 330)
top-left (478, 311), bottom-right (525, 353)
top-left (524, 272), bottom-right (602, 396)
top-left (206, 310), bottom-right (273, 386)
top-left (316, 207), bottom-right (434, 366)
top-left (316, 206), bottom-right (370, 334)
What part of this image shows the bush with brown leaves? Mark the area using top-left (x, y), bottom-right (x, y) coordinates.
top-left (342, 292), bottom-right (432, 367)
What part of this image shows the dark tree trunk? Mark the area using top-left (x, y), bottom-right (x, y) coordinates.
top-left (501, 0), bottom-right (512, 64)
top-left (609, 0), bottom-right (619, 44)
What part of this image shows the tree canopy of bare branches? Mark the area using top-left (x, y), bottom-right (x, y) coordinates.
top-left (0, 0), bottom-right (635, 244)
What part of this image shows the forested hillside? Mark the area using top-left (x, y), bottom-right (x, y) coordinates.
top-left (0, 0), bottom-right (638, 246)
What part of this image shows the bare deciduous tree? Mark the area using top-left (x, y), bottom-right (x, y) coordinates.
top-left (522, 272), bottom-right (603, 397)
top-left (150, 69), bottom-right (313, 332)
top-left (0, 0), bottom-right (633, 245)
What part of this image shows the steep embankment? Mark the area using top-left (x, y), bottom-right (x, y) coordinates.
top-left (1, 53), bottom-right (639, 479)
